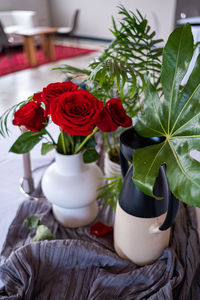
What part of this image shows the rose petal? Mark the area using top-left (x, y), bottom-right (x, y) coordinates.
top-left (96, 107), bottom-right (119, 132)
top-left (90, 222), bottom-right (113, 236)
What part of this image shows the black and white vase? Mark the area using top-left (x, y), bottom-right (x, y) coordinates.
top-left (114, 128), bottom-right (179, 266)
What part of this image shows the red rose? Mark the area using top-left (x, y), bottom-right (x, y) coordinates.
top-left (33, 92), bottom-right (43, 103)
top-left (96, 98), bottom-right (132, 132)
top-left (42, 81), bottom-right (78, 116)
top-left (13, 101), bottom-right (48, 132)
top-left (51, 89), bottom-right (103, 136)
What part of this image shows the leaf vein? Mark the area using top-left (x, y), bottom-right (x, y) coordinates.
top-left (170, 82), bottom-right (200, 134)
top-left (152, 99), bottom-right (167, 135)
top-left (167, 28), bottom-right (184, 133)
top-left (168, 140), bottom-right (200, 189)
top-left (172, 112), bottom-right (200, 136)
top-left (146, 141), bottom-right (167, 177)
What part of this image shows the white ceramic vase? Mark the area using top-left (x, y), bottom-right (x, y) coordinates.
top-left (41, 151), bottom-right (103, 228)
top-left (104, 151), bottom-right (121, 178)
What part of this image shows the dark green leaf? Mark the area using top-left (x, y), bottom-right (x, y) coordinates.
top-left (9, 131), bottom-right (44, 154)
top-left (83, 148), bottom-right (99, 163)
top-left (24, 216), bottom-right (40, 229)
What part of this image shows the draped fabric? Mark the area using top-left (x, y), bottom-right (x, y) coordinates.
top-left (0, 199), bottom-right (200, 299)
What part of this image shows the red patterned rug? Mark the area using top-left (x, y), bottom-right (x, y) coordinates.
top-left (0, 45), bottom-right (97, 77)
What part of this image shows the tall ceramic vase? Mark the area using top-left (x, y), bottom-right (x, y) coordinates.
top-left (41, 151), bottom-right (103, 228)
top-left (114, 128), bottom-right (179, 266)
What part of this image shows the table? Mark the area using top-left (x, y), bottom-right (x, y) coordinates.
top-left (15, 27), bottom-right (58, 67)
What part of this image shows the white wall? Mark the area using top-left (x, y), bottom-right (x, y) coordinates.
top-left (49, 0), bottom-right (177, 41)
top-left (0, 0), bottom-right (51, 26)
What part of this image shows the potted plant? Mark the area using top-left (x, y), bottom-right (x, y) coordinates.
top-left (114, 21), bottom-right (200, 265)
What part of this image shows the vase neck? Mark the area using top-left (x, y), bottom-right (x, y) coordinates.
top-left (55, 152), bottom-right (85, 175)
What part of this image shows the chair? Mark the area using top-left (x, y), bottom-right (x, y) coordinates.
top-left (57, 9), bottom-right (80, 38)
top-left (0, 20), bottom-right (10, 53)
top-left (0, 21), bottom-right (15, 72)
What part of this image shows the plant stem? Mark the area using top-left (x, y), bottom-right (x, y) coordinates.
top-left (61, 129), bottom-right (67, 155)
top-left (74, 127), bottom-right (98, 154)
top-left (44, 129), bottom-right (56, 145)
top-left (69, 135), bottom-right (75, 153)
top-left (113, 131), bottom-right (118, 149)
top-left (105, 132), bottom-right (112, 150)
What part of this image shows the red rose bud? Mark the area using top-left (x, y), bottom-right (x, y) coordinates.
top-left (42, 81), bottom-right (78, 117)
top-left (96, 98), bottom-right (132, 132)
top-left (33, 92), bottom-right (43, 103)
top-left (13, 101), bottom-right (48, 132)
top-left (90, 222), bottom-right (113, 236)
top-left (51, 89), bottom-right (103, 136)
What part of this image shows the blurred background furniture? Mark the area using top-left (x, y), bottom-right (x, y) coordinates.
top-left (0, 20), bottom-right (11, 53)
top-left (0, 20), bottom-right (16, 72)
top-left (56, 9), bottom-right (80, 39)
top-left (0, 10), bottom-right (38, 46)
top-left (15, 27), bottom-right (57, 66)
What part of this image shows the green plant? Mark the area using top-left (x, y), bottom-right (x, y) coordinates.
top-left (54, 5), bottom-right (163, 118)
top-left (132, 23), bottom-right (200, 207)
top-left (97, 175), bottom-right (122, 210)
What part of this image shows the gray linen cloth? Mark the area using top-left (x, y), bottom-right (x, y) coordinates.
top-left (0, 199), bottom-right (199, 300)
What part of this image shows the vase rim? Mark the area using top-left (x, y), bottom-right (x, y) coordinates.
top-left (120, 127), bottom-right (165, 150)
top-left (55, 150), bottom-right (83, 157)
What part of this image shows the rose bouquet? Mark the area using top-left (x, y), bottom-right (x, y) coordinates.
top-left (7, 81), bottom-right (132, 162)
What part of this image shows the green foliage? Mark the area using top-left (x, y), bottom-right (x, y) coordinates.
top-left (41, 142), bottom-right (55, 155)
top-left (33, 225), bottom-right (54, 242)
top-left (83, 148), bottom-right (99, 163)
top-left (24, 216), bottom-right (54, 241)
top-left (24, 216), bottom-right (40, 229)
top-left (97, 175), bottom-right (122, 210)
top-left (57, 130), bottom-right (98, 162)
top-left (9, 130), bottom-right (46, 154)
top-left (132, 23), bottom-right (200, 207)
top-left (54, 5), bottom-right (163, 117)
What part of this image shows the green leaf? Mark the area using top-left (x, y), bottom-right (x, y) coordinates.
top-left (133, 24), bottom-right (200, 207)
top-left (24, 216), bottom-right (40, 229)
top-left (9, 130), bottom-right (44, 154)
top-left (97, 175), bottom-right (122, 210)
top-left (41, 142), bottom-right (55, 155)
top-left (83, 148), bottom-right (99, 163)
top-left (51, 64), bottom-right (90, 76)
top-left (160, 23), bottom-right (194, 132)
top-left (33, 225), bottom-right (54, 242)
top-left (57, 131), bottom-right (72, 154)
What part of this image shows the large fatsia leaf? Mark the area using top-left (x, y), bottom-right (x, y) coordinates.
top-left (133, 23), bottom-right (200, 207)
